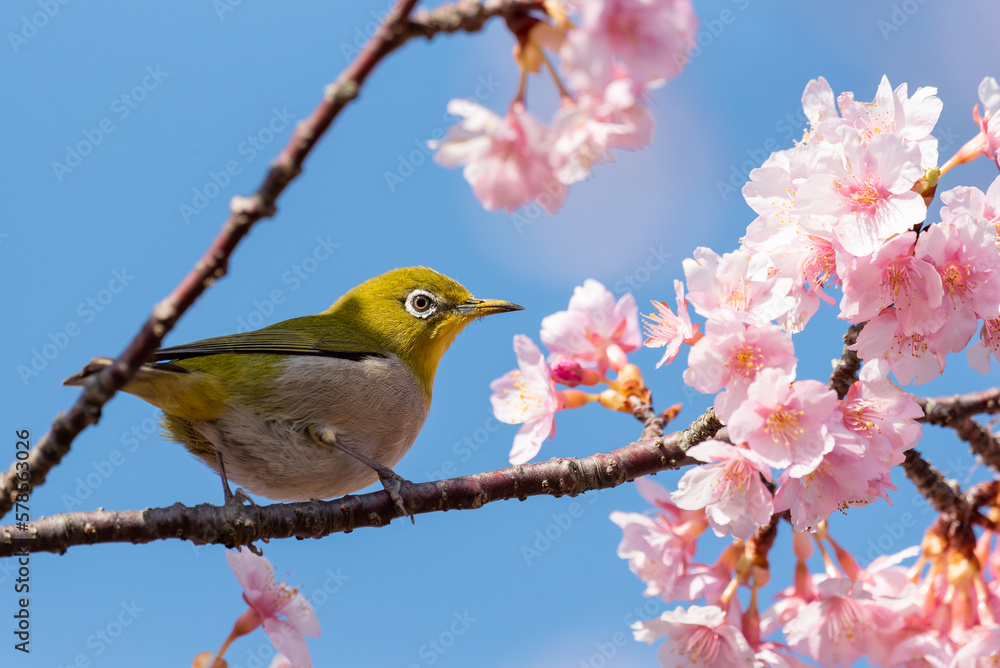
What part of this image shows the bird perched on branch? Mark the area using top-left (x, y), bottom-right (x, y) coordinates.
top-left (64, 266), bottom-right (522, 512)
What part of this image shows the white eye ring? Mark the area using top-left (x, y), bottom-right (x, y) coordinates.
top-left (405, 290), bottom-right (438, 318)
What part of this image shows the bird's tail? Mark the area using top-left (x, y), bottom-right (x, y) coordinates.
top-left (63, 357), bottom-right (227, 422)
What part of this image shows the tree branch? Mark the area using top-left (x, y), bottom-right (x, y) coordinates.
top-left (897, 385), bottom-right (1000, 539)
top-left (951, 417), bottom-right (1000, 474)
top-left (916, 388), bottom-right (1000, 426)
top-left (966, 481), bottom-right (1000, 531)
top-left (827, 322), bottom-right (864, 399)
top-left (0, 413), bottom-right (718, 556)
top-left (408, 0), bottom-right (542, 39)
top-left (0, 0), bottom-right (546, 519)
top-left (902, 448), bottom-right (965, 515)
top-left (966, 479), bottom-right (1000, 509)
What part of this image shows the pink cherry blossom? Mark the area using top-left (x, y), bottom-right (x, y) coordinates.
top-left (857, 546), bottom-right (920, 590)
top-left (540, 279), bottom-right (640, 373)
top-left (683, 247), bottom-right (795, 325)
top-left (846, 553), bottom-right (925, 665)
top-left (772, 444), bottom-right (871, 532)
top-left (859, 470), bottom-right (899, 506)
top-left (744, 214), bottom-right (844, 288)
top-left (745, 77), bottom-right (938, 259)
top-left (838, 230), bottom-right (944, 334)
top-left (727, 368), bottom-right (839, 477)
top-left (742, 161), bottom-right (802, 236)
top-left (742, 117), bottom-right (834, 230)
top-left (610, 510), bottom-right (691, 599)
top-left (548, 107), bottom-right (612, 186)
top-left (941, 77), bottom-right (1000, 174)
top-left (886, 632), bottom-right (957, 668)
top-left (742, 215), bottom-right (846, 332)
top-left (753, 643), bottom-right (810, 668)
top-left (682, 315), bottom-right (797, 423)
top-left (643, 280), bottom-right (697, 368)
top-left (632, 604), bottom-right (755, 667)
top-left (852, 546), bottom-right (922, 652)
top-left (611, 482), bottom-right (707, 594)
top-left (952, 625), bottom-right (1000, 667)
top-left (594, 75), bottom-right (657, 150)
top-left (915, 214), bottom-right (1000, 352)
top-left (431, 100), bottom-right (566, 214)
top-left (940, 176), bottom-right (1000, 248)
top-left (679, 544), bottom-right (741, 605)
top-left (974, 76), bottom-right (1000, 167)
top-left (968, 317), bottom-right (1000, 373)
top-left (490, 335), bottom-right (562, 464)
top-left (226, 549), bottom-right (321, 668)
top-left (851, 309), bottom-right (946, 385)
top-left (782, 577), bottom-right (908, 668)
top-left (801, 76), bottom-right (842, 141)
top-left (559, 0), bottom-right (698, 92)
top-left (795, 129), bottom-right (926, 257)
top-left (634, 475), bottom-right (711, 544)
top-left (610, 477), bottom-right (710, 599)
top-left (839, 360), bottom-right (923, 465)
top-left (837, 75), bottom-right (941, 168)
top-left (671, 440), bottom-right (774, 540)
top-left (760, 582), bottom-right (817, 641)
top-left (550, 76), bottom-right (654, 184)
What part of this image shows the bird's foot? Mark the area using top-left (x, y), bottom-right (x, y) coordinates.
top-left (213, 450), bottom-right (263, 554)
top-left (373, 466), bottom-right (415, 524)
top-left (214, 449), bottom-right (258, 511)
top-left (229, 486), bottom-right (259, 511)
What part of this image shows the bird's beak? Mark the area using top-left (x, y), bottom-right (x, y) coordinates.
top-left (452, 298), bottom-right (524, 317)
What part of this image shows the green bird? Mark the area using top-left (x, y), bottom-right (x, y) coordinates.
top-left (64, 267), bottom-right (522, 507)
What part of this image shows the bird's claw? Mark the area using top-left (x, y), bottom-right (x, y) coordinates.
top-left (215, 449), bottom-right (258, 513)
top-left (228, 487), bottom-right (259, 512)
top-left (376, 469), bottom-right (415, 523)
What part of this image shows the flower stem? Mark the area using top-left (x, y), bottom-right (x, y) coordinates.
top-left (536, 44), bottom-right (573, 104)
top-left (512, 66), bottom-right (529, 110)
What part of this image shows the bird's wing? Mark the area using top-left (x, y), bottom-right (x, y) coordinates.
top-left (152, 318), bottom-right (389, 362)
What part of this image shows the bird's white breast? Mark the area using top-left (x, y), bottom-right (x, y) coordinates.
top-left (192, 353), bottom-right (429, 501)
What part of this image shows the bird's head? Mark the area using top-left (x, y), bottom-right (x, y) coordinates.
top-left (324, 266), bottom-right (522, 399)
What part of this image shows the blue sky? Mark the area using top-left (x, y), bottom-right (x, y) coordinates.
top-left (3, 1), bottom-right (1000, 667)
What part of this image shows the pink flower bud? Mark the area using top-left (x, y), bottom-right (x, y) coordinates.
top-left (550, 358), bottom-right (604, 387)
top-left (550, 358), bottom-right (586, 386)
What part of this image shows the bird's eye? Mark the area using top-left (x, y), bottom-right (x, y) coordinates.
top-left (405, 290), bottom-right (438, 318)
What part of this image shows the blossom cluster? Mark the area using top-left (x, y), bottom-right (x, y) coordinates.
top-left (642, 76), bottom-right (1000, 541)
top-left (615, 76), bottom-right (1000, 666)
top-left (489, 73), bottom-right (1000, 666)
top-left (737, 75), bottom-right (1000, 379)
top-left (620, 484), bottom-right (1000, 667)
top-left (489, 279), bottom-right (646, 464)
top-left (430, 0), bottom-right (698, 215)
